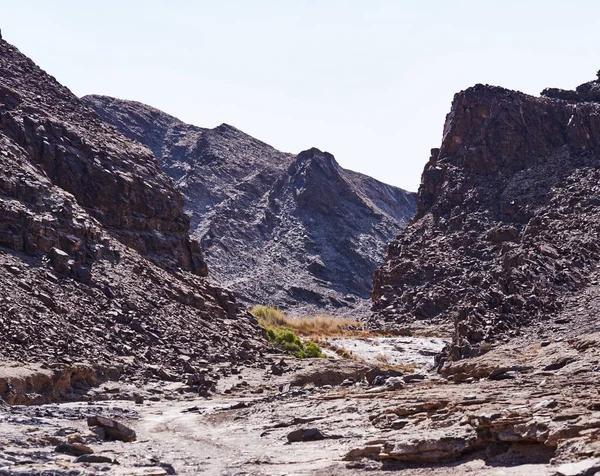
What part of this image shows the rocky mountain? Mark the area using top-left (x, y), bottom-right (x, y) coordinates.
top-left (4, 30), bottom-right (600, 476)
top-left (0, 35), bottom-right (267, 389)
top-left (82, 95), bottom-right (417, 316)
top-left (370, 73), bottom-right (600, 359)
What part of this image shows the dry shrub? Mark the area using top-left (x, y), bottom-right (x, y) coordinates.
top-left (374, 354), bottom-right (415, 373)
top-left (251, 305), bottom-right (361, 338)
top-left (251, 305), bottom-right (287, 326)
top-left (529, 343), bottom-right (542, 357)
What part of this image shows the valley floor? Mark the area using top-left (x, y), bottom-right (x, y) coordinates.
top-left (1, 331), bottom-right (600, 476)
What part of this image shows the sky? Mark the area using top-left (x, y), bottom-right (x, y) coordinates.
top-left (2, 1), bottom-right (599, 191)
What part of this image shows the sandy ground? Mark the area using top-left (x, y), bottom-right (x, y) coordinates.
top-left (323, 336), bottom-right (448, 369)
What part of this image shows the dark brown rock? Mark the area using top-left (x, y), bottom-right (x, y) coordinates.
top-left (370, 73), bottom-right (600, 358)
top-left (75, 454), bottom-right (116, 464)
top-left (0, 37), bottom-right (268, 380)
top-left (287, 428), bottom-right (325, 442)
top-left (541, 72), bottom-right (600, 104)
top-left (55, 442), bottom-right (93, 456)
top-left (0, 40), bottom-right (206, 276)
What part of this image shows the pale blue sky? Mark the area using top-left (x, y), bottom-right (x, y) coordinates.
top-left (2, 1), bottom-right (599, 191)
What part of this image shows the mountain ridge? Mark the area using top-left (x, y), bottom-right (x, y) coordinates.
top-left (83, 94), bottom-right (417, 316)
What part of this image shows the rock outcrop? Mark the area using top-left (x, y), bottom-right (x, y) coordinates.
top-left (82, 95), bottom-right (416, 316)
top-left (371, 73), bottom-right (600, 358)
top-left (541, 70), bottom-right (600, 103)
top-left (0, 38), bottom-right (266, 382)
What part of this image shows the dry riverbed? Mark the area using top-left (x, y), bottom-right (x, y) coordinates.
top-left (2, 333), bottom-right (600, 475)
top-left (323, 336), bottom-right (448, 370)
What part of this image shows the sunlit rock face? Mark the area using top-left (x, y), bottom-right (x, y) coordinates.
top-left (0, 37), bottom-right (267, 374)
top-left (84, 94), bottom-right (416, 317)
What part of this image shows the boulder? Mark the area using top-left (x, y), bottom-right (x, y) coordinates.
top-left (87, 416), bottom-right (136, 442)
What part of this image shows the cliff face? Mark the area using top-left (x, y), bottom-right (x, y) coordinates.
top-left (0, 41), bottom-right (207, 275)
top-left (371, 78), bottom-right (600, 358)
top-left (0, 38), bottom-right (266, 375)
top-left (83, 95), bottom-right (417, 316)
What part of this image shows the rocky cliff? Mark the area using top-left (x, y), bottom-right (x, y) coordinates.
top-left (371, 74), bottom-right (600, 359)
top-left (0, 37), bottom-right (266, 382)
top-left (82, 95), bottom-right (417, 316)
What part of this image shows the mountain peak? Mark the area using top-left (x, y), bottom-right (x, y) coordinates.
top-left (87, 99), bottom-right (416, 316)
top-left (295, 147), bottom-right (338, 173)
top-left (372, 74), bottom-right (600, 361)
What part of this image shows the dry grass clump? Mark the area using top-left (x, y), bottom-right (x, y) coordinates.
top-left (519, 343), bottom-right (544, 363)
top-left (251, 305), bottom-right (288, 326)
top-left (373, 354), bottom-right (415, 372)
top-left (334, 346), bottom-right (357, 360)
top-left (251, 305), bottom-right (362, 338)
top-left (379, 362), bottom-right (416, 373)
top-left (314, 337), bottom-right (358, 360)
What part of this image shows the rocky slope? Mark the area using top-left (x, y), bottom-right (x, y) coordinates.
top-left (0, 36), bottom-right (267, 394)
top-left (82, 95), bottom-right (416, 316)
top-left (370, 72), bottom-right (600, 359)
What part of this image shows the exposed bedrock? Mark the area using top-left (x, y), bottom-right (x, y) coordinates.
top-left (371, 73), bottom-right (600, 359)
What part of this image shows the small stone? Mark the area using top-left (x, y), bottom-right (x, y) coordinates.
top-left (533, 399), bottom-right (558, 410)
top-left (391, 418), bottom-right (408, 429)
top-left (55, 443), bottom-right (94, 456)
top-left (156, 367), bottom-right (178, 381)
top-left (49, 247), bottom-right (71, 275)
top-left (75, 454), bottom-right (116, 464)
top-left (385, 377), bottom-right (405, 390)
top-left (403, 374), bottom-right (426, 383)
top-left (271, 363), bottom-right (284, 376)
top-left (287, 428), bottom-right (325, 442)
top-left (6, 266), bottom-right (20, 275)
top-left (87, 416), bottom-right (136, 442)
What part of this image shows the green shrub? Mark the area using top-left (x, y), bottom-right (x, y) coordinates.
top-left (258, 322), bottom-right (325, 359)
top-left (298, 341), bottom-right (324, 359)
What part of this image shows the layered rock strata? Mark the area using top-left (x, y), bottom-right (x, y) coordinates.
top-left (0, 38), bottom-right (266, 382)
